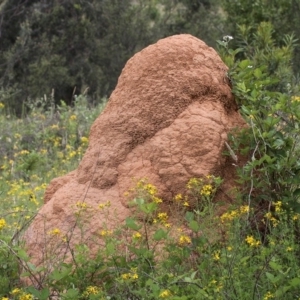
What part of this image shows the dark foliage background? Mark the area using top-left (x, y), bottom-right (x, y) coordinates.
top-left (0, 0), bottom-right (299, 113)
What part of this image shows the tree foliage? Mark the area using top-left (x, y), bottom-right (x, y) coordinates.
top-left (221, 0), bottom-right (300, 74)
top-left (0, 1), bottom-right (163, 110)
top-left (0, 0), bottom-right (225, 112)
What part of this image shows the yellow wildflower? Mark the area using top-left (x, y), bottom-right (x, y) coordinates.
top-left (50, 124), bottom-right (59, 130)
top-left (100, 230), bottom-right (113, 237)
top-left (0, 218), bottom-right (6, 230)
top-left (265, 212), bottom-right (279, 227)
top-left (291, 96), bottom-right (300, 102)
top-left (286, 246), bottom-right (293, 252)
top-left (213, 250), bottom-right (220, 261)
top-left (153, 196), bottom-right (163, 203)
top-left (98, 201), bottom-right (111, 210)
top-left (273, 201), bottom-right (282, 212)
top-left (174, 193), bottom-right (183, 202)
top-left (245, 235), bottom-right (261, 247)
top-left (48, 228), bottom-right (61, 236)
top-left (220, 210), bottom-right (238, 223)
top-left (121, 270), bottom-right (138, 280)
top-left (76, 201), bottom-right (87, 209)
top-left (145, 183), bottom-right (157, 195)
top-left (11, 288), bottom-right (21, 295)
top-left (68, 150), bottom-right (77, 158)
top-left (19, 293), bottom-right (34, 300)
top-left (159, 289), bottom-right (172, 298)
top-left (80, 136), bottom-right (89, 144)
top-left (263, 291), bottom-right (275, 300)
top-left (265, 212), bottom-right (272, 219)
top-left (200, 184), bottom-right (213, 196)
top-left (157, 212), bottom-right (168, 222)
top-left (162, 222), bottom-right (170, 228)
top-left (69, 114), bottom-right (77, 121)
top-left (183, 201), bottom-right (189, 207)
top-left (132, 232), bottom-right (142, 239)
top-left (239, 205), bottom-right (250, 214)
top-left (84, 286), bottom-right (101, 295)
top-left (178, 235), bottom-right (191, 246)
top-left (121, 273), bottom-right (131, 280)
top-left (19, 149), bottom-right (30, 155)
top-left (0, 102), bottom-right (5, 109)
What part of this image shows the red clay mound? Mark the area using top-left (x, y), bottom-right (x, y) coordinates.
top-left (24, 34), bottom-right (245, 273)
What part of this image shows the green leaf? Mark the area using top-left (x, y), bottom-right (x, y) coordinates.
top-left (106, 242), bottom-right (115, 255)
top-left (239, 59), bottom-right (251, 69)
top-left (293, 189), bottom-right (300, 198)
top-left (153, 229), bottom-right (167, 241)
top-left (289, 277), bottom-right (300, 287)
top-left (185, 211), bottom-right (194, 222)
top-left (188, 220), bottom-right (199, 232)
top-left (125, 217), bottom-right (142, 231)
top-left (50, 266), bottom-right (72, 281)
top-left (17, 248), bottom-right (30, 262)
top-left (269, 261), bottom-right (282, 271)
top-left (266, 272), bottom-right (275, 282)
top-left (254, 68), bottom-right (262, 78)
top-left (62, 288), bottom-right (79, 299)
top-left (240, 256), bottom-right (250, 263)
top-left (27, 287), bottom-right (50, 300)
top-left (140, 202), bottom-right (157, 214)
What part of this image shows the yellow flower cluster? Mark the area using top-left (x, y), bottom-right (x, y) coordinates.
top-left (264, 212), bottom-right (279, 227)
top-left (50, 124), bottom-right (59, 130)
top-left (291, 96), bottom-right (300, 102)
top-left (157, 212), bottom-right (168, 222)
top-left (121, 268), bottom-right (139, 280)
top-left (48, 228), bottom-right (61, 236)
top-left (69, 114), bottom-right (77, 121)
top-left (18, 293), bottom-right (34, 300)
top-left (263, 291), bottom-right (274, 300)
top-left (159, 289), bottom-right (172, 298)
top-left (11, 288), bottom-right (21, 295)
top-left (173, 193), bottom-right (190, 207)
top-left (245, 235), bottom-right (261, 247)
top-left (100, 229), bottom-right (113, 237)
top-left (132, 232), bottom-right (142, 239)
top-left (76, 201), bottom-right (88, 209)
top-left (220, 205), bottom-right (250, 223)
top-left (156, 212), bottom-right (171, 227)
top-left (186, 178), bottom-right (201, 189)
top-left (0, 102), bottom-right (5, 109)
top-left (80, 136), bottom-right (89, 144)
top-left (273, 201), bottom-right (282, 212)
top-left (208, 279), bottom-right (223, 292)
top-left (213, 250), bottom-right (220, 261)
top-left (0, 218), bottom-right (6, 230)
top-left (126, 178), bottom-right (163, 204)
top-left (99, 200), bottom-right (111, 210)
top-left (82, 286), bottom-right (101, 296)
top-left (200, 184), bottom-right (213, 196)
top-left (178, 234), bottom-right (191, 246)
top-left (8, 288), bottom-right (33, 300)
